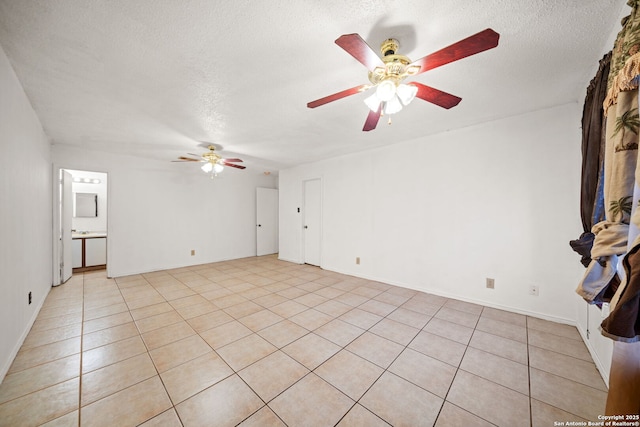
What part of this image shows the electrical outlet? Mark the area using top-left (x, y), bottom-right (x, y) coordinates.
top-left (28, 291), bottom-right (32, 305)
top-left (356, 257), bottom-right (360, 265)
top-left (486, 278), bottom-right (495, 289)
top-left (191, 250), bottom-right (195, 256)
top-left (529, 285), bottom-right (539, 296)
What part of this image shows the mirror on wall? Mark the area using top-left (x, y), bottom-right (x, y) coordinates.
top-left (74, 193), bottom-right (98, 217)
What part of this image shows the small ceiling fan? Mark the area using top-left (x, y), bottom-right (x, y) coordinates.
top-left (307, 28), bottom-right (500, 131)
top-left (173, 145), bottom-right (245, 176)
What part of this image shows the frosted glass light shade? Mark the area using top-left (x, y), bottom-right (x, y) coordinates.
top-left (384, 95), bottom-right (403, 114)
top-left (364, 81), bottom-right (417, 115)
top-left (213, 163), bottom-right (224, 173)
top-left (376, 80), bottom-right (397, 102)
top-left (201, 162), bottom-right (213, 172)
top-left (364, 93), bottom-right (381, 112)
top-left (397, 84), bottom-right (418, 105)
top-left (364, 93), bottom-right (403, 115)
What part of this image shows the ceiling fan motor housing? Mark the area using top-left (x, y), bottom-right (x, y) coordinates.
top-left (202, 145), bottom-right (222, 163)
top-left (381, 38), bottom-right (399, 56)
top-left (368, 38), bottom-right (418, 86)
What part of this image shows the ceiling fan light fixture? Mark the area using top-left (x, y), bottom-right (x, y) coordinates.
top-left (397, 83), bottom-right (418, 106)
top-left (376, 79), bottom-right (397, 102)
top-left (201, 162), bottom-right (213, 173)
top-left (364, 92), bottom-right (381, 113)
top-left (213, 163), bottom-right (224, 173)
top-left (383, 95), bottom-right (403, 115)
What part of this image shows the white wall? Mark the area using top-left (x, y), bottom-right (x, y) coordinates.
top-left (67, 169), bottom-right (108, 232)
top-left (280, 103), bottom-right (586, 323)
top-left (52, 145), bottom-right (278, 277)
top-left (0, 44), bottom-right (52, 380)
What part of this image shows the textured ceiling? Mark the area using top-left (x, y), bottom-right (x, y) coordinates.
top-left (0, 1), bottom-right (628, 172)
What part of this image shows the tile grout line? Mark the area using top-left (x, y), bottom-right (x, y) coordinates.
top-left (168, 269), bottom-right (243, 427)
top-left (225, 310), bottom-right (350, 423)
top-left (271, 295), bottom-right (391, 426)
top-left (320, 300), bottom-right (396, 426)
top-left (268, 271), bottom-right (447, 420)
top-left (105, 274), bottom-right (179, 426)
top-left (138, 274), bottom-right (180, 426)
top-left (330, 298), bottom-right (455, 425)
top-left (163, 267), bottom-right (306, 424)
top-left (120, 274), bottom-right (428, 424)
top-left (343, 301), bottom-right (435, 426)
top-left (431, 303), bottom-right (481, 424)
top-left (103, 277), bottom-right (390, 422)
top-left (143, 271), bottom-right (217, 426)
top-left (526, 314), bottom-right (533, 427)
top-left (171, 266), bottom-right (297, 426)
top-left (525, 318), bottom-right (604, 422)
top-left (433, 303), bottom-right (539, 425)
top-left (224, 287), bottom-right (391, 425)
top-left (78, 272), bottom-right (85, 427)
top-left (36, 259), bottom-right (604, 425)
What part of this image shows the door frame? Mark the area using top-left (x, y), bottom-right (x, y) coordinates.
top-left (52, 165), bottom-right (110, 284)
top-left (61, 170), bottom-right (73, 283)
top-left (52, 166), bottom-right (65, 285)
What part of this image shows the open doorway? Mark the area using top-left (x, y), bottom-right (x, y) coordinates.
top-left (54, 168), bottom-right (108, 285)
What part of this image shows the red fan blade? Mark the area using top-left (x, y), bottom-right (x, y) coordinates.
top-left (409, 82), bottom-right (462, 109)
top-left (222, 158), bottom-right (243, 163)
top-left (363, 105), bottom-right (382, 132)
top-left (410, 28), bottom-right (499, 75)
top-left (335, 34), bottom-right (384, 72)
top-left (307, 84), bottom-right (370, 109)
top-left (221, 161), bottom-right (246, 169)
top-left (173, 156), bottom-right (201, 162)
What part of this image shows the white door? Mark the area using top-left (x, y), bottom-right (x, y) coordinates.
top-left (61, 170), bottom-right (73, 282)
top-left (303, 179), bottom-right (321, 266)
top-left (256, 188), bottom-right (279, 256)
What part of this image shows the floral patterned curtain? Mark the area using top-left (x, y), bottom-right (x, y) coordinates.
top-left (575, 0), bottom-right (640, 416)
top-left (577, 0), bottom-right (640, 311)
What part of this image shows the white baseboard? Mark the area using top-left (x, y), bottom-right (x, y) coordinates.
top-left (326, 265), bottom-right (574, 323)
top-left (325, 263), bottom-right (610, 385)
top-left (107, 253), bottom-right (259, 278)
top-left (0, 287), bottom-right (50, 383)
top-left (277, 255), bottom-right (302, 264)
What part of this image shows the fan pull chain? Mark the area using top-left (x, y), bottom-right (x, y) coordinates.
top-left (388, 116), bottom-right (392, 125)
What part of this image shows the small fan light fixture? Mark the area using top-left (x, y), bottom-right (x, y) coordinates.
top-left (201, 161), bottom-right (224, 176)
top-left (172, 145), bottom-right (246, 176)
top-left (363, 80), bottom-right (418, 116)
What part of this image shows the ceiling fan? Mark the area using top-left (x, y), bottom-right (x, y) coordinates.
top-left (172, 145), bottom-right (245, 176)
top-left (307, 28), bottom-right (500, 131)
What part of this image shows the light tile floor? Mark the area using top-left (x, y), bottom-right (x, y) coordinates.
top-left (0, 255), bottom-right (608, 426)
